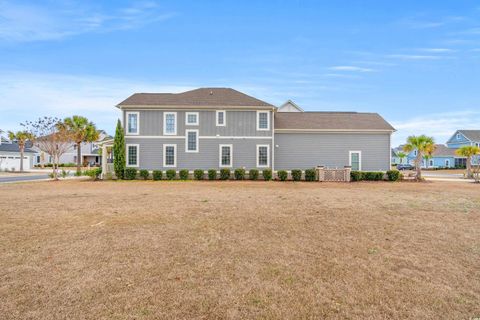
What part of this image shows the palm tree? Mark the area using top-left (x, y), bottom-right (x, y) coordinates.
top-left (397, 151), bottom-right (407, 164)
top-left (63, 116), bottom-right (99, 175)
top-left (403, 135), bottom-right (435, 180)
top-left (455, 146), bottom-right (480, 179)
top-left (7, 130), bottom-right (34, 172)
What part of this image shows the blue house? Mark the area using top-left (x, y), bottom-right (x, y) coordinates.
top-left (446, 130), bottom-right (480, 166)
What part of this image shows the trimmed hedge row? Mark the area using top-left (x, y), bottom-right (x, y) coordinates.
top-left (351, 170), bottom-right (401, 182)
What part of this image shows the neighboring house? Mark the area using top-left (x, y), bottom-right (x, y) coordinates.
top-left (0, 139), bottom-right (36, 171)
top-left (446, 130), bottom-right (480, 149)
top-left (422, 145), bottom-right (458, 168)
top-left (277, 100), bottom-right (304, 112)
top-left (32, 130), bottom-right (112, 166)
top-left (391, 149), bottom-right (401, 165)
top-left (117, 88), bottom-right (394, 172)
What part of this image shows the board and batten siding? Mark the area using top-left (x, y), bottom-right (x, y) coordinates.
top-left (125, 137), bottom-right (272, 170)
top-left (123, 110), bottom-right (272, 137)
top-left (274, 132), bottom-right (391, 171)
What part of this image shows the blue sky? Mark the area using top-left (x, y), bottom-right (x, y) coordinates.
top-left (1, 0), bottom-right (479, 145)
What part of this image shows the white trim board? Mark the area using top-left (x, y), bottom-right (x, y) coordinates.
top-left (125, 135), bottom-right (272, 139)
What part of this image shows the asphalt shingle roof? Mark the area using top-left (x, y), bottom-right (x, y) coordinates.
top-left (459, 130), bottom-right (480, 142)
top-left (118, 88), bottom-right (274, 108)
top-left (274, 112), bottom-right (395, 131)
top-left (0, 142), bottom-right (36, 153)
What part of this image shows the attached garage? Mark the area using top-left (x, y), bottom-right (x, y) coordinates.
top-left (0, 142), bottom-right (36, 172)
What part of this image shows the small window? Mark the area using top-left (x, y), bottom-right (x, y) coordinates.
top-left (456, 133), bottom-right (461, 140)
top-left (349, 151), bottom-right (361, 171)
top-left (216, 110), bottom-right (226, 126)
top-left (413, 150), bottom-right (417, 156)
top-left (126, 144), bottom-right (139, 167)
top-left (164, 112), bottom-right (177, 135)
top-left (186, 112), bottom-right (199, 125)
top-left (126, 112), bottom-right (139, 135)
top-left (257, 111), bottom-right (270, 130)
top-left (256, 145), bottom-right (270, 167)
top-left (445, 159), bottom-right (450, 167)
top-left (219, 144), bottom-right (232, 167)
top-left (185, 129), bottom-right (198, 152)
top-left (163, 144), bottom-right (176, 167)
top-left (429, 159), bottom-right (434, 167)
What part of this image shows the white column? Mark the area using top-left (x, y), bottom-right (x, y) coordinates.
top-left (101, 144), bottom-right (107, 179)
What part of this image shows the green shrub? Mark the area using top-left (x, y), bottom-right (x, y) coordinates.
top-left (61, 169), bottom-right (68, 179)
top-left (386, 170), bottom-right (400, 181)
top-left (124, 168), bottom-right (137, 180)
top-left (166, 169), bottom-right (176, 180)
top-left (179, 169), bottom-right (189, 180)
top-left (350, 171), bottom-right (364, 181)
top-left (152, 170), bottom-right (163, 181)
top-left (291, 169), bottom-right (302, 181)
top-left (139, 169), bottom-right (149, 180)
top-left (277, 170), bottom-right (288, 181)
top-left (208, 169), bottom-right (217, 180)
top-left (305, 168), bottom-right (316, 181)
top-left (262, 169), bottom-right (272, 181)
top-left (234, 168), bottom-right (246, 180)
top-left (220, 168), bottom-right (231, 180)
top-left (194, 169), bottom-right (204, 180)
top-left (364, 171), bottom-right (384, 181)
top-left (249, 169), bottom-right (259, 180)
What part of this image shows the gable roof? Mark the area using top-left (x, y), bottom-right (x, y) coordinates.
top-left (117, 88), bottom-right (274, 109)
top-left (278, 100), bottom-right (304, 112)
top-left (0, 142), bottom-right (36, 153)
top-left (274, 112), bottom-right (395, 131)
top-left (430, 144), bottom-right (458, 157)
top-left (458, 130), bottom-right (480, 142)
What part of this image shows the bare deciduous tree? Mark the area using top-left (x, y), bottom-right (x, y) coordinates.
top-left (22, 117), bottom-right (73, 180)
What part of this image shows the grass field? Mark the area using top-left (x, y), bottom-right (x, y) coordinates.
top-left (1, 180), bottom-right (479, 319)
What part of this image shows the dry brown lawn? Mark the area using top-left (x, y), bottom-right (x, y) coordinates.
top-left (1, 180), bottom-right (479, 319)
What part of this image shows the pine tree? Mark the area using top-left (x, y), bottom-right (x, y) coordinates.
top-left (113, 119), bottom-right (126, 179)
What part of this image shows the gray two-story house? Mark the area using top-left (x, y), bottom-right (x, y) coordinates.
top-left (117, 88), bottom-right (394, 172)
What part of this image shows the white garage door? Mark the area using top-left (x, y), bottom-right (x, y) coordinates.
top-left (0, 155), bottom-right (30, 171)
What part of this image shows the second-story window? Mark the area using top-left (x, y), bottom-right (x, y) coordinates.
top-left (127, 112), bottom-right (139, 135)
top-left (164, 112), bottom-right (177, 135)
top-left (257, 111), bottom-right (270, 130)
top-left (216, 110), bottom-right (226, 126)
top-left (186, 112), bottom-right (199, 125)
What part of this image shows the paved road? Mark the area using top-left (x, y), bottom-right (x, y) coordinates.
top-left (0, 174), bottom-right (49, 183)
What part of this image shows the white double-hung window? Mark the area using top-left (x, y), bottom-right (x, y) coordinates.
top-left (164, 112), bottom-right (177, 135)
top-left (185, 129), bottom-right (199, 153)
top-left (219, 144), bottom-right (232, 167)
top-left (216, 110), bottom-right (226, 126)
top-left (256, 145), bottom-right (270, 167)
top-left (257, 111), bottom-right (270, 131)
top-left (349, 151), bottom-right (361, 171)
top-left (126, 144), bottom-right (139, 167)
top-left (186, 112), bottom-right (199, 125)
top-left (126, 112), bottom-right (139, 135)
top-left (163, 144), bottom-right (176, 167)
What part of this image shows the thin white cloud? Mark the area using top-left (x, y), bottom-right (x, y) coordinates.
top-left (387, 54), bottom-right (443, 60)
top-left (322, 73), bottom-right (362, 79)
top-left (328, 66), bottom-right (375, 72)
top-left (418, 48), bottom-right (456, 53)
top-left (391, 110), bottom-right (480, 146)
top-left (0, 1), bottom-right (175, 42)
top-left (399, 15), bottom-right (465, 29)
top-left (0, 71), bottom-right (194, 133)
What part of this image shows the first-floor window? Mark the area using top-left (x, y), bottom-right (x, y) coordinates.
top-left (127, 144), bottom-right (139, 167)
top-left (445, 159), bottom-right (450, 167)
top-left (186, 130), bottom-right (198, 152)
top-left (219, 144), bottom-right (232, 167)
top-left (256, 145), bottom-right (269, 167)
top-left (349, 151), bottom-right (361, 171)
top-left (163, 144), bottom-right (176, 167)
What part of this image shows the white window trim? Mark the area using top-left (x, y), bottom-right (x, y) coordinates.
top-left (163, 112), bottom-right (177, 135)
top-left (163, 144), bottom-right (177, 168)
top-left (256, 111), bottom-right (270, 131)
top-left (216, 110), bottom-right (226, 127)
top-left (219, 144), bottom-right (232, 168)
top-left (185, 129), bottom-right (199, 153)
top-left (185, 112), bottom-right (199, 126)
top-left (126, 112), bottom-right (139, 135)
top-left (456, 133), bottom-right (461, 140)
top-left (349, 151), bottom-right (362, 171)
top-left (126, 144), bottom-right (139, 167)
top-left (256, 144), bottom-right (270, 168)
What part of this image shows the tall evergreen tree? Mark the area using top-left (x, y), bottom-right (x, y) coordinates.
top-left (113, 119), bottom-right (126, 179)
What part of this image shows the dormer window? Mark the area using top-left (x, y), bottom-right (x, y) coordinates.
top-left (457, 133), bottom-right (461, 140)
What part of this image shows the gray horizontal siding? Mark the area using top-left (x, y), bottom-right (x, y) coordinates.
top-left (125, 137), bottom-right (272, 170)
top-left (274, 132), bottom-right (391, 171)
top-left (123, 110), bottom-right (272, 137)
